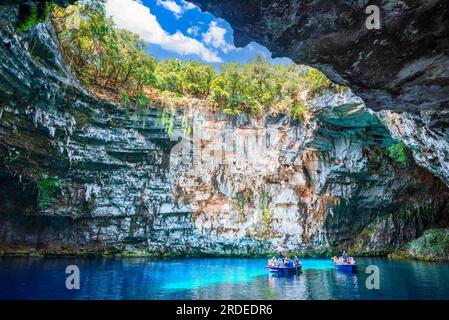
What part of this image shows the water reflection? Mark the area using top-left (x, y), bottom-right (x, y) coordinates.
top-left (0, 257), bottom-right (448, 300)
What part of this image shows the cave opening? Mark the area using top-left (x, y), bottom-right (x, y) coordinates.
top-left (2, 0), bottom-right (449, 302)
top-left (0, 0), bottom-right (449, 263)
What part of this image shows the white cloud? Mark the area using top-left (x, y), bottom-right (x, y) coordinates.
top-left (156, 0), bottom-right (183, 19)
top-left (105, 0), bottom-right (222, 63)
top-left (182, 1), bottom-right (197, 11)
top-left (187, 25), bottom-right (201, 36)
top-left (202, 21), bottom-right (235, 53)
top-left (156, 0), bottom-right (197, 19)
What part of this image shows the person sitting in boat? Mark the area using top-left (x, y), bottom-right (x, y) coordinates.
top-left (277, 258), bottom-right (285, 268)
top-left (268, 257), bottom-right (276, 267)
top-left (348, 257), bottom-right (356, 265)
top-left (333, 256), bottom-right (344, 265)
top-left (342, 251), bottom-right (349, 263)
top-left (294, 256), bottom-right (301, 267)
top-left (278, 252), bottom-right (285, 261)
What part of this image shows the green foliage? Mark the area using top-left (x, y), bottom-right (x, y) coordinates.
top-left (16, 3), bottom-right (38, 32)
top-left (3, 151), bottom-right (18, 169)
top-left (181, 61), bottom-right (216, 97)
top-left (155, 59), bottom-right (216, 97)
top-left (291, 102), bottom-right (306, 122)
top-left (404, 229), bottom-right (449, 261)
top-left (233, 189), bottom-right (256, 214)
top-left (260, 191), bottom-right (274, 229)
top-left (211, 62), bottom-right (255, 115)
top-left (119, 91), bottom-right (133, 119)
top-left (155, 56), bottom-right (337, 118)
top-left (155, 59), bottom-right (183, 94)
top-left (134, 94), bottom-right (152, 128)
top-left (53, 1), bottom-right (346, 121)
top-left (16, 2), bottom-right (53, 32)
top-left (160, 110), bottom-right (175, 137)
top-left (208, 62), bottom-right (252, 115)
top-left (53, 1), bottom-right (156, 99)
top-left (233, 192), bottom-right (246, 212)
top-left (36, 177), bottom-right (61, 210)
top-left (398, 205), bottom-right (439, 226)
top-left (208, 57), bottom-right (342, 118)
top-left (242, 55), bottom-right (275, 113)
top-left (303, 68), bottom-right (333, 96)
top-left (181, 113), bottom-right (192, 135)
top-left (388, 142), bottom-right (408, 167)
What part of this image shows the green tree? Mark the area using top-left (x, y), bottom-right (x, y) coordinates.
top-left (210, 63), bottom-right (250, 114)
top-left (302, 68), bottom-right (345, 96)
top-left (52, 1), bottom-right (346, 122)
top-left (155, 59), bottom-right (183, 94)
top-left (180, 61), bottom-right (216, 97)
top-left (53, 0), bottom-right (156, 98)
top-left (243, 55), bottom-right (276, 114)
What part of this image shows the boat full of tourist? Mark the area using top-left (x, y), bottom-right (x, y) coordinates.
top-left (266, 254), bottom-right (302, 275)
top-left (332, 251), bottom-right (357, 272)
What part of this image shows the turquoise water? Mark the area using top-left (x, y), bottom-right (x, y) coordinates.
top-left (0, 257), bottom-right (448, 300)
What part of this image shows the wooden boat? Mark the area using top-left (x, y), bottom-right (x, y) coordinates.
top-left (334, 263), bottom-right (358, 273)
top-left (265, 265), bottom-right (302, 274)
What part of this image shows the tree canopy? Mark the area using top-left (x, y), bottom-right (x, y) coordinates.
top-left (52, 0), bottom-right (346, 120)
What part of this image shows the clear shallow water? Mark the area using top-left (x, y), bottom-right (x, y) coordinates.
top-left (0, 257), bottom-right (448, 300)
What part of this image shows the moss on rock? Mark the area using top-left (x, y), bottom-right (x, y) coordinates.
top-left (16, 2), bottom-right (53, 32)
top-left (389, 229), bottom-right (449, 262)
top-left (36, 177), bottom-right (61, 211)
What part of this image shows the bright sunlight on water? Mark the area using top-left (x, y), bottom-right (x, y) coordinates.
top-left (0, 257), bottom-right (448, 300)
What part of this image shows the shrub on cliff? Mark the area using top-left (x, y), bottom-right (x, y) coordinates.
top-left (291, 102), bottom-right (306, 122)
top-left (36, 177), bottom-right (61, 211)
top-left (52, 1), bottom-right (157, 102)
top-left (398, 229), bottom-right (449, 261)
top-left (16, 2), bottom-right (53, 32)
top-left (388, 142), bottom-right (408, 167)
top-left (303, 68), bottom-right (346, 96)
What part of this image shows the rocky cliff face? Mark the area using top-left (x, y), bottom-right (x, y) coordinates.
top-left (1, 3), bottom-right (449, 257)
top-left (192, 0), bottom-right (449, 114)
top-left (0, 5), bottom-right (178, 255)
top-left (168, 95), bottom-right (449, 256)
top-left (191, 0), bottom-right (449, 193)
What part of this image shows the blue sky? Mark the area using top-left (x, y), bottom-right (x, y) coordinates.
top-left (105, 0), bottom-right (292, 68)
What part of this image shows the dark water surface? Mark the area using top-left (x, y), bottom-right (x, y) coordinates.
top-left (0, 257), bottom-right (448, 300)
